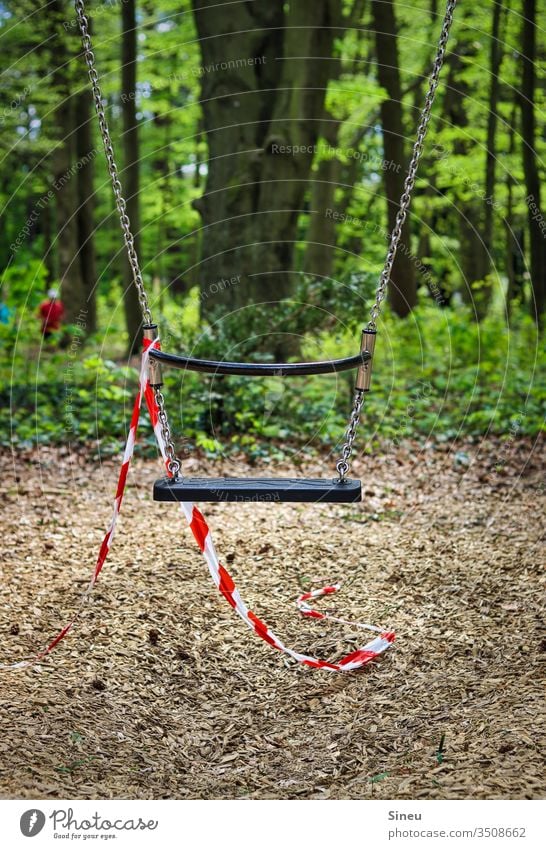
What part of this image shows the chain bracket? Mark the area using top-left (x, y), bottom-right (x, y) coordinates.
top-left (355, 328), bottom-right (376, 392)
top-left (143, 325), bottom-right (163, 387)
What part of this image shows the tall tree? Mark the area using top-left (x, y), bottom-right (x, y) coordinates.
top-left (191, 0), bottom-right (341, 356)
top-left (75, 86), bottom-right (97, 334)
top-left (303, 0), bottom-right (366, 282)
top-left (520, 0), bottom-right (545, 324)
top-left (371, 0), bottom-right (416, 318)
top-left (121, 0), bottom-right (144, 352)
top-left (505, 104), bottom-right (526, 313)
top-left (483, 0), bottom-right (505, 259)
top-left (50, 0), bottom-right (87, 325)
top-left (443, 38), bottom-right (491, 318)
top-left (303, 116), bottom-right (341, 283)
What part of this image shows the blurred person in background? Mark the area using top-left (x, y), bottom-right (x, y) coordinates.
top-left (39, 288), bottom-right (65, 341)
top-left (0, 299), bottom-right (12, 325)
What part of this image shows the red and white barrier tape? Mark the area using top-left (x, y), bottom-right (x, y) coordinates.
top-left (142, 353), bottom-right (395, 672)
top-left (0, 341), bottom-right (155, 670)
top-left (297, 585), bottom-right (386, 632)
top-left (1, 339), bottom-right (394, 672)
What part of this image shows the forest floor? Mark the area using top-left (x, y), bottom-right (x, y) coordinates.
top-left (0, 437), bottom-right (544, 800)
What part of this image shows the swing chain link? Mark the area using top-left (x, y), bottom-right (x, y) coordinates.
top-left (75, 0), bottom-right (182, 478)
top-left (336, 0), bottom-right (457, 481)
top-left (335, 390), bottom-right (364, 481)
top-left (153, 387), bottom-right (182, 478)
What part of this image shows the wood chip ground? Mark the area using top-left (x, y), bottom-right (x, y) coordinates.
top-left (0, 438), bottom-right (544, 799)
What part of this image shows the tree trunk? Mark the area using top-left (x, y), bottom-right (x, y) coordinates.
top-left (42, 202), bottom-right (58, 285)
top-left (50, 0), bottom-right (87, 325)
top-left (443, 40), bottom-right (490, 318)
top-left (371, 0), bottom-right (416, 318)
top-left (483, 0), bottom-right (504, 256)
top-left (520, 0), bottom-right (545, 325)
top-left (75, 87), bottom-right (97, 335)
top-left (121, 0), bottom-right (144, 353)
top-left (303, 123), bottom-right (342, 282)
top-left (191, 0), bottom-right (340, 356)
top-left (412, 0), bottom-right (451, 309)
top-left (304, 22), bottom-right (346, 282)
top-left (505, 104), bottom-right (525, 315)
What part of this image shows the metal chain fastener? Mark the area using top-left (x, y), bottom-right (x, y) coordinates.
top-left (153, 387), bottom-right (181, 478)
top-left (336, 390), bottom-right (364, 481)
top-left (335, 0), bottom-right (457, 480)
top-left (75, 0), bottom-right (181, 478)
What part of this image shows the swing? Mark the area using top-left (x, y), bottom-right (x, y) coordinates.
top-left (75, 0), bottom-right (457, 505)
top-left (148, 326), bottom-right (374, 503)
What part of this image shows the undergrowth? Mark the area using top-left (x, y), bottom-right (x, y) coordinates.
top-left (0, 294), bottom-right (543, 461)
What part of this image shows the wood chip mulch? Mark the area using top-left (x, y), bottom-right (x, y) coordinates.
top-left (0, 437), bottom-right (544, 800)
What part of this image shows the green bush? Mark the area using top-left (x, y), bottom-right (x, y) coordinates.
top-left (0, 297), bottom-right (543, 458)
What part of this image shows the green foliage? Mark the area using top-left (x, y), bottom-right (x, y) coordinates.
top-left (1, 346), bottom-right (136, 451)
top-left (1, 297), bottom-right (542, 458)
top-left (0, 0), bottom-right (544, 461)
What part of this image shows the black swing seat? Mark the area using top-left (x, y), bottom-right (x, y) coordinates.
top-left (148, 348), bottom-right (370, 376)
top-left (150, 343), bottom-right (369, 504)
top-left (153, 476), bottom-right (362, 503)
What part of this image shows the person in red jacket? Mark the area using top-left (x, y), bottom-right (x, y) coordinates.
top-left (39, 288), bottom-right (65, 339)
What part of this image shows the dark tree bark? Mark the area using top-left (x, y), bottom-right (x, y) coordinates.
top-left (410, 0), bottom-right (452, 308)
top-left (304, 0), bottom-right (366, 280)
top-left (303, 115), bottom-right (342, 283)
top-left (75, 87), bottom-right (97, 334)
top-left (483, 0), bottom-right (504, 257)
top-left (505, 104), bottom-right (526, 314)
top-left (191, 0), bottom-right (341, 356)
top-left (520, 0), bottom-right (545, 324)
top-left (371, 0), bottom-right (416, 318)
top-left (143, 0), bottom-right (192, 300)
top-left (444, 40), bottom-right (490, 318)
top-left (303, 34), bottom-right (342, 284)
top-left (42, 202), bottom-right (58, 285)
top-left (50, 0), bottom-right (87, 325)
top-left (121, 0), bottom-right (144, 353)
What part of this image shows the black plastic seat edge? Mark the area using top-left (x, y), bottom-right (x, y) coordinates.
top-left (149, 348), bottom-right (370, 377)
top-left (153, 476), bottom-right (362, 504)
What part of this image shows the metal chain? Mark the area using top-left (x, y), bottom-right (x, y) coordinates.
top-left (335, 390), bottom-right (364, 480)
top-left (74, 0), bottom-right (181, 478)
top-left (154, 388), bottom-right (181, 478)
top-left (336, 0), bottom-right (457, 480)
